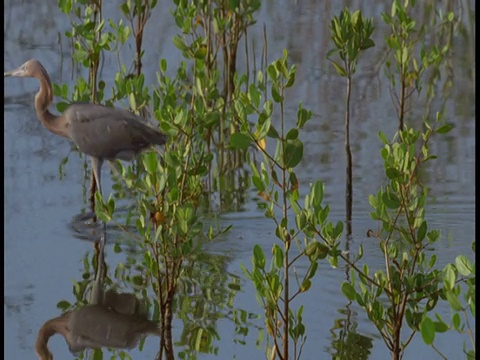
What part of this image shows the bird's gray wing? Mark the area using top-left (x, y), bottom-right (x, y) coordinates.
top-left (65, 104), bottom-right (165, 161)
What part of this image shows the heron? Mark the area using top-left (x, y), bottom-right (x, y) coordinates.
top-left (4, 59), bottom-right (167, 205)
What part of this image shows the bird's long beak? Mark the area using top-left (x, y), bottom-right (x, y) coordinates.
top-left (4, 67), bottom-right (23, 77)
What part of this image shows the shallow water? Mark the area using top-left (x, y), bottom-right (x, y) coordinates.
top-left (4, 0), bottom-right (475, 359)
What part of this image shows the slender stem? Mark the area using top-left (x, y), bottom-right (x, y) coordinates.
top-left (279, 78), bottom-right (290, 359)
top-left (345, 69), bottom-right (353, 236)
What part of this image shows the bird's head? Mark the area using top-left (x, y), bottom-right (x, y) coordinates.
top-left (4, 59), bottom-right (47, 79)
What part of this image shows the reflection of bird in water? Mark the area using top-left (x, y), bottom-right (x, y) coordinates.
top-left (34, 240), bottom-right (159, 360)
top-left (4, 59), bottom-right (167, 205)
top-left (34, 290), bottom-right (160, 360)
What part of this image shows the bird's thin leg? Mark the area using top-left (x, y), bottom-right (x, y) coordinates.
top-left (92, 159), bottom-right (103, 197)
top-left (90, 156), bottom-right (103, 200)
top-left (90, 157), bottom-right (108, 237)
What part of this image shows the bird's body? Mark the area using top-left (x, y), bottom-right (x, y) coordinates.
top-left (4, 59), bottom-right (167, 199)
top-left (65, 103), bottom-right (166, 162)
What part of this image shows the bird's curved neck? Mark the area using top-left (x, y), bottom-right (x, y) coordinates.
top-left (35, 313), bottom-right (70, 360)
top-left (35, 74), bottom-right (70, 139)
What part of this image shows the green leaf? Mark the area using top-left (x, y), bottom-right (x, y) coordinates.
top-left (429, 254), bottom-right (437, 268)
top-left (267, 125), bottom-right (280, 138)
top-left (113, 242), bottom-right (122, 253)
top-left (341, 282), bottom-right (356, 301)
top-left (417, 221), bottom-right (427, 241)
top-left (452, 312), bottom-right (461, 329)
top-left (227, 282), bottom-right (241, 291)
top-left (382, 191), bottom-right (401, 209)
top-left (172, 35), bottom-right (189, 51)
top-left (443, 264), bottom-right (456, 290)
top-left (306, 262), bottom-right (318, 279)
top-left (361, 38), bottom-right (375, 50)
top-left (305, 241), bottom-right (318, 257)
top-left (253, 244), bottom-right (266, 270)
top-left (295, 211), bottom-right (306, 231)
top-left (143, 152), bottom-right (158, 174)
top-left (386, 167), bottom-right (402, 179)
top-left (435, 123), bottom-right (455, 134)
top-left (330, 61), bottom-right (347, 77)
top-left (267, 64), bottom-right (278, 81)
top-left (301, 279), bottom-right (311, 292)
top-left (427, 230), bottom-right (440, 243)
top-left (333, 221), bottom-right (344, 239)
top-left (92, 348), bottom-right (103, 360)
top-left (194, 44), bottom-right (207, 59)
top-left (296, 107), bottom-right (311, 128)
top-left (378, 131), bottom-right (388, 145)
top-left (58, 0), bottom-right (72, 14)
top-left (94, 198), bottom-right (111, 223)
top-left (284, 139), bottom-right (303, 168)
top-left (271, 83), bottom-right (283, 103)
top-left (420, 316), bottom-right (435, 344)
top-left (57, 102), bottom-right (70, 113)
top-left (316, 243), bottom-right (329, 259)
top-left (445, 291), bottom-right (463, 311)
top-left (248, 83), bottom-right (262, 107)
top-left (229, 133), bottom-right (252, 149)
top-left (433, 321), bottom-right (449, 333)
top-left (273, 244), bottom-right (284, 268)
top-left (160, 58), bottom-right (167, 72)
top-left (426, 295), bottom-right (438, 311)
top-left (252, 175), bottom-right (265, 192)
top-left (285, 70), bottom-right (296, 88)
top-left (286, 128), bottom-right (299, 140)
top-left (56, 300), bottom-right (71, 310)
top-left (455, 255), bottom-right (472, 276)
top-left (128, 93), bottom-right (137, 111)
top-left (326, 48), bottom-right (340, 59)
top-left (312, 181), bottom-right (324, 206)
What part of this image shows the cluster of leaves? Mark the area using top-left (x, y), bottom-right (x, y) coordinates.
top-left (171, 0), bottom-right (261, 177)
top-left (341, 122), bottom-right (453, 359)
top-left (328, 8), bottom-right (375, 78)
top-left (382, 0), bottom-right (456, 129)
top-left (231, 50), bottom-right (343, 360)
top-left (329, 3), bottom-right (473, 360)
top-left (428, 253), bottom-right (475, 359)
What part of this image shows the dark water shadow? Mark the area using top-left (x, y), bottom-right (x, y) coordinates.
top-left (68, 204), bottom-right (137, 242)
top-left (326, 240), bottom-right (374, 359)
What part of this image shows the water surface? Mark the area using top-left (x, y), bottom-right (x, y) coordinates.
top-left (4, 1), bottom-right (475, 359)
